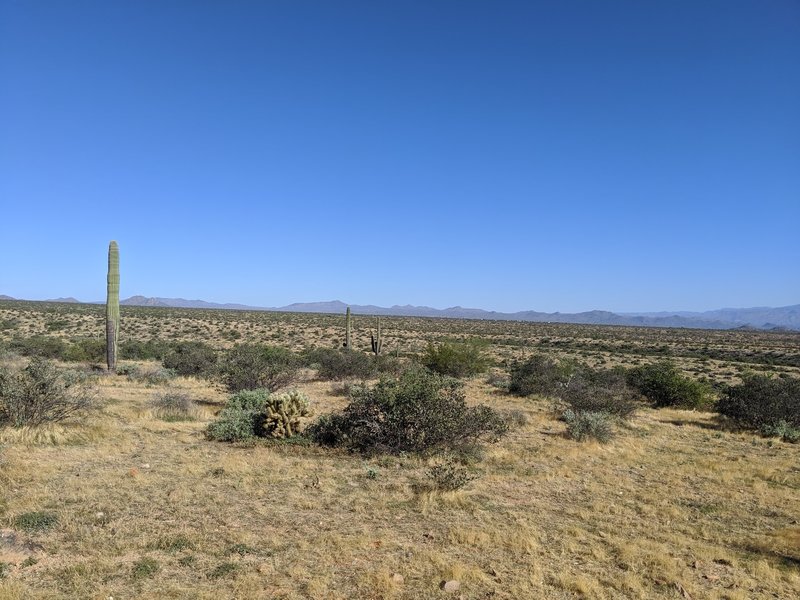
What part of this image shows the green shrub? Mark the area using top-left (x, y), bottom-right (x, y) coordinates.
top-left (0, 359), bottom-right (96, 427)
top-left (218, 344), bottom-right (299, 392)
top-left (421, 340), bottom-right (489, 378)
top-left (206, 389), bottom-right (270, 442)
top-left (308, 368), bottom-right (507, 455)
top-left (627, 361), bottom-right (713, 409)
top-left (717, 375), bottom-right (799, 439)
top-left (162, 342), bottom-right (218, 377)
top-left (126, 365), bottom-right (176, 386)
top-left (561, 367), bottom-right (638, 420)
top-left (562, 409), bottom-right (614, 443)
top-left (305, 347), bottom-right (376, 381)
top-left (63, 338), bottom-right (106, 363)
top-left (120, 339), bottom-right (175, 361)
top-left (509, 354), bottom-right (574, 397)
top-left (8, 336), bottom-right (68, 359)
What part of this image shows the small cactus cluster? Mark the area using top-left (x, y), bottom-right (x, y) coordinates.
top-left (261, 390), bottom-right (311, 439)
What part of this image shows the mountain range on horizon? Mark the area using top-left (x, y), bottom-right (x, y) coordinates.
top-left (1, 294), bottom-right (799, 331)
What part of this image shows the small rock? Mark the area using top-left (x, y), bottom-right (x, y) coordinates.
top-left (441, 580), bottom-right (460, 593)
top-left (128, 468), bottom-right (139, 478)
top-left (95, 512), bottom-right (105, 519)
top-left (141, 463), bottom-right (151, 469)
top-left (391, 573), bottom-right (404, 584)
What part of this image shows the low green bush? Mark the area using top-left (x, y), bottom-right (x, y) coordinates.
top-left (8, 336), bottom-right (68, 360)
top-left (561, 367), bottom-right (639, 420)
top-left (627, 361), bottom-right (713, 409)
top-left (509, 354), bottom-right (575, 397)
top-left (218, 344), bottom-right (300, 392)
top-left (421, 340), bottom-right (489, 378)
top-left (308, 368), bottom-right (507, 455)
top-left (426, 458), bottom-right (477, 491)
top-left (63, 338), bottom-right (106, 363)
top-left (717, 375), bottom-right (799, 441)
top-left (305, 347), bottom-right (376, 381)
top-left (162, 341), bottom-right (218, 377)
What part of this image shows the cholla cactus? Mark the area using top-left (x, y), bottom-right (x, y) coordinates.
top-left (261, 390), bottom-right (311, 438)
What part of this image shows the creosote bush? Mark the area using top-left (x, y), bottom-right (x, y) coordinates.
top-left (163, 341), bottom-right (218, 378)
top-left (218, 344), bottom-right (300, 392)
top-left (421, 340), bottom-right (489, 378)
top-left (0, 358), bottom-right (96, 428)
top-left (718, 374), bottom-right (799, 441)
top-left (308, 368), bottom-right (507, 455)
top-left (509, 354), bottom-right (575, 397)
top-left (305, 347), bottom-right (375, 381)
top-left (560, 367), bottom-right (639, 420)
top-left (627, 360), bottom-right (713, 409)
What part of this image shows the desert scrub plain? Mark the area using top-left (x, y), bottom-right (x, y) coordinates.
top-left (0, 300), bottom-right (798, 599)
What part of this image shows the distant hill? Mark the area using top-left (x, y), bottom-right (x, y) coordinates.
top-left (2, 294), bottom-right (798, 330)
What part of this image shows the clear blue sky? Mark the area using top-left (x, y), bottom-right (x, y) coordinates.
top-left (1, 1), bottom-right (798, 313)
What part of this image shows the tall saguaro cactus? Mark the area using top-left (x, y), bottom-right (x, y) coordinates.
top-left (371, 317), bottom-right (382, 355)
top-left (106, 241), bottom-right (120, 371)
top-left (343, 307), bottom-right (352, 350)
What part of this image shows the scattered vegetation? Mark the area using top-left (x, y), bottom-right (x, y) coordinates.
top-left (13, 510), bottom-right (59, 532)
top-left (305, 347), bottom-right (375, 381)
top-left (426, 458), bottom-right (477, 491)
top-left (562, 409), bottom-right (614, 443)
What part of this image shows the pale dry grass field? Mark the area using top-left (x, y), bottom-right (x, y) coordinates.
top-left (1, 361), bottom-right (798, 599)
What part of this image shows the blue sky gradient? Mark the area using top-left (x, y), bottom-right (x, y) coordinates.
top-left (1, 1), bottom-right (798, 312)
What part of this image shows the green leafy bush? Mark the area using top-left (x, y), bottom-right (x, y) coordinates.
top-left (717, 375), bottom-right (799, 440)
top-left (308, 368), bottom-right (507, 455)
top-left (421, 340), bottom-right (489, 378)
top-left (206, 389), bottom-right (269, 442)
top-left (627, 361), bottom-right (713, 409)
top-left (0, 358), bottom-right (96, 427)
top-left (218, 344), bottom-right (300, 392)
top-left (509, 354), bottom-right (574, 397)
top-left (120, 339), bottom-right (175, 361)
top-left (305, 347), bottom-right (376, 381)
top-left (561, 367), bottom-right (639, 420)
top-left (63, 338), bottom-right (106, 363)
top-left (8, 336), bottom-right (68, 359)
top-left (163, 341), bottom-right (218, 377)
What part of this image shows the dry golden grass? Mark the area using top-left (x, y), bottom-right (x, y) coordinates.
top-left (1, 362), bottom-right (798, 599)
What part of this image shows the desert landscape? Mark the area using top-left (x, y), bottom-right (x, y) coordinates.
top-left (0, 298), bottom-right (798, 599)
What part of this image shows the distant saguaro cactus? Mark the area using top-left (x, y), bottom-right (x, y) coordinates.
top-left (343, 307), bottom-right (352, 350)
top-left (106, 241), bottom-right (120, 371)
top-left (371, 317), bottom-right (383, 355)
